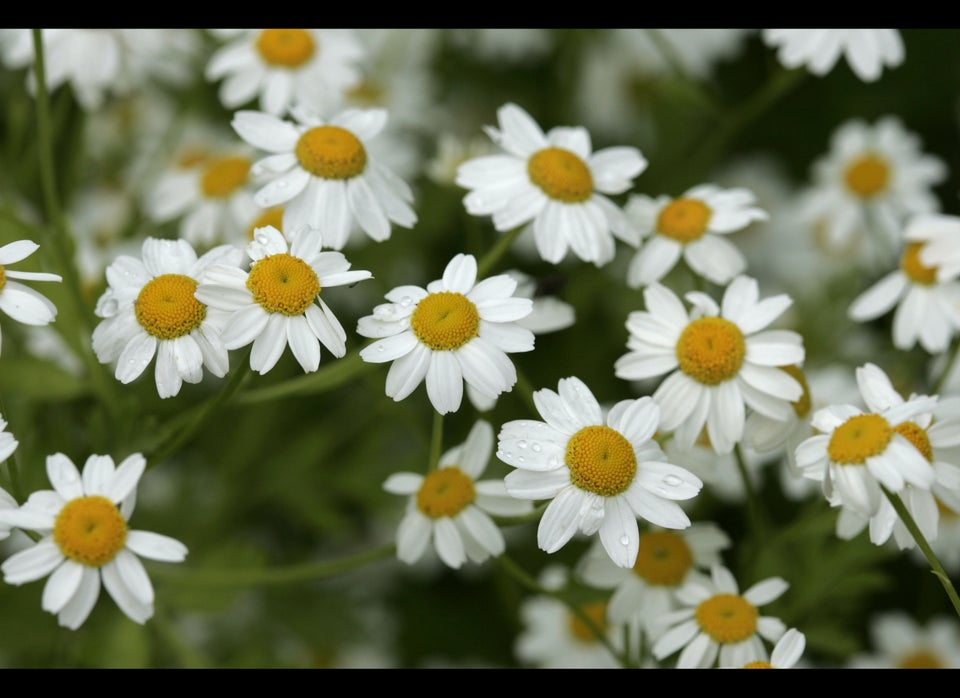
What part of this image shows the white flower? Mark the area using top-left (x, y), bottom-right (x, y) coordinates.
top-left (652, 564), bottom-right (789, 668)
top-left (0, 452), bottom-right (187, 630)
top-left (206, 29), bottom-right (365, 117)
top-left (794, 362), bottom-right (939, 518)
top-left (456, 102), bottom-right (647, 267)
top-left (741, 628), bottom-right (806, 669)
top-left (625, 184), bottom-right (767, 288)
top-left (92, 238), bottom-right (243, 398)
top-left (356, 253), bottom-right (534, 415)
top-left (383, 420), bottom-right (532, 569)
top-left (614, 275), bottom-right (805, 454)
top-left (232, 107), bottom-right (417, 250)
top-left (762, 29), bottom-right (904, 82)
top-left (195, 225), bottom-right (371, 376)
top-left (498, 376), bottom-right (702, 568)
top-left (0, 239), bottom-right (62, 355)
top-left (849, 612), bottom-right (960, 668)
top-left (0, 415), bottom-right (19, 541)
top-left (914, 213), bottom-right (960, 281)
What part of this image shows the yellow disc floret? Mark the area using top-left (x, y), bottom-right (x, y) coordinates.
top-left (900, 242), bottom-right (938, 285)
top-left (894, 421), bottom-right (933, 462)
top-left (897, 650), bottom-right (943, 668)
top-left (742, 660), bottom-right (774, 669)
top-left (676, 317), bottom-right (746, 385)
top-left (656, 198), bottom-right (712, 244)
top-left (346, 79), bottom-right (384, 107)
top-left (844, 153), bottom-right (890, 199)
top-left (566, 425), bottom-right (637, 497)
top-left (633, 531), bottom-right (694, 586)
top-left (53, 495), bottom-right (128, 567)
top-left (200, 156), bottom-right (251, 199)
top-left (248, 208), bottom-right (285, 241)
top-left (255, 29), bottom-right (316, 68)
top-left (134, 274), bottom-right (206, 340)
top-left (568, 600), bottom-right (608, 643)
top-left (416, 466), bottom-right (476, 518)
top-left (695, 593), bottom-right (758, 644)
top-left (0, 264), bottom-right (6, 293)
top-left (527, 147), bottom-right (593, 203)
top-left (780, 365), bottom-right (811, 418)
top-left (246, 254), bottom-right (321, 316)
top-left (827, 413), bottom-right (893, 465)
top-left (410, 291), bottom-right (480, 351)
top-left (296, 126), bottom-right (367, 180)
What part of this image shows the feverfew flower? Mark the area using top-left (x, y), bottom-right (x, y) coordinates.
top-left (614, 276), bottom-right (805, 454)
top-left (762, 29), bottom-right (904, 82)
top-left (625, 184), bottom-right (767, 288)
top-left (456, 102), bottom-right (647, 267)
top-left (383, 420), bottom-right (532, 569)
top-left (92, 238), bottom-right (243, 398)
top-left (849, 612), bottom-right (960, 668)
top-left (498, 376), bottom-right (702, 568)
top-left (232, 107), bottom-right (417, 250)
top-left (206, 29), bottom-right (365, 116)
top-left (0, 239), bottom-right (62, 355)
top-left (794, 362), bottom-right (938, 519)
top-left (0, 452), bottom-right (187, 630)
top-left (357, 253), bottom-right (534, 415)
top-left (196, 225), bottom-right (371, 376)
top-left (651, 564), bottom-right (789, 668)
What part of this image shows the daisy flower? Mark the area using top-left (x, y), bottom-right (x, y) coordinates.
top-left (915, 213), bottom-right (960, 281)
top-left (383, 420), bottom-right (532, 569)
top-left (0, 239), bottom-right (62, 355)
top-left (232, 107), bottom-right (417, 250)
top-left (456, 102), bottom-right (647, 267)
top-left (576, 522), bottom-right (730, 637)
top-left (625, 184), bottom-right (767, 288)
top-left (92, 237), bottom-right (244, 399)
top-left (356, 253), bottom-right (534, 415)
top-left (741, 628), bottom-right (806, 669)
top-left (762, 29), bottom-right (904, 82)
top-left (205, 29), bottom-right (365, 117)
top-left (0, 452), bottom-right (187, 630)
top-left (849, 612), bottom-right (960, 668)
top-left (798, 116), bottom-right (946, 260)
top-left (497, 376), bottom-right (703, 568)
top-left (0, 415), bottom-right (19, 541)
top-left (196, 225), bottom-right (371, 376)
top-left (794, 362), bottom-right (939, 519)
top-left (614, 275), bottom-right (805, 455)
top-left (651, 564), bottom-right (789, 668)
top-left (849, 214), bottom-right (960, 354)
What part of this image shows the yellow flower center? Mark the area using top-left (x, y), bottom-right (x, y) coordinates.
top-left (742, 660), bottom-right (774, 669)
top-left (894, 421), bottom-right (933, 462)
top-left (255, 29), bottom-right (316, 68)
top-left (780, 365), bottom-right (811, 418)
top-left (632, 530), bottom-right (694, 586)
top-left (415, 466), bottom-right (476, 518)
top-left (568, 600), bottom-right (608, 643)
top-left (410, 291), bottom-right (480, 351)
top-left (897, 650), bottom-right (943, 669)
top-left (527, 147), bottom-right (593, 203)
top-left (566, 425), bottom-right (637, 497)
top-left (900, 242), bottom-right (938, 285)
top-left (0, 264), bottom-right (6, 293)
top-left (695, 593), bottom-right (758, 644)
top-left (248, 208), bottom-right (285, 241)
top-left (134, 274), bottom-right (206, 340)
top-left (246, 253), bottom-right (321, 316)
top-left (53, 495), bottom-right (128, 567)
top-left (346, 79), bottom-right (385, 107)
top-left (656, 198), bottom-right (712, 244)
top-left (937, 497), bottom-right (959, 520)
top-left (827, 413), bottom-right (893, 465)
top-left (295, 126), bottom-right (367, 180)
top-left (200, 156), bottom-right (251, 199)
top-left (176, 147), bottom-right (210, 169)
top-left (844, 153), bottom-right (890, 199)
top-left (676, 317), bottom-right (746, 385)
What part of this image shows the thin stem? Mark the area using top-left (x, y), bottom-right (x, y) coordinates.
top-left (644, 29), bottom-right (722, 114)
top-left (0, 395), bottom-right (23, 501)
top-left (883, 486), bottom-right (960, 620)
top-left (476, 225), bottom-right (525, 279)
top-left (233, 349), bottom-right (372, 405)
top-left (512, 365), bottom-right (539, 415)
top-left (429, 410), bottom-right (443, 470)
top-left (735, 443), bottom-right (766, 542)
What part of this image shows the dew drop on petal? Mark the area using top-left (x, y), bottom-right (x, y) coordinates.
top-left (664, 475), bottom-right (682, 487)
top-left (547, 456), bottom-right (559, 468)
top-left (619, 536), bottom-right (630, 546)
top-left (531, 442), bottom-right (542, 452)
top-left (517, 440), bottom-right (527, 449)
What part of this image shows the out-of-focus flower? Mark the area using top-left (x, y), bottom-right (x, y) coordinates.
top-left (763, 29), bottom-right (904, 82)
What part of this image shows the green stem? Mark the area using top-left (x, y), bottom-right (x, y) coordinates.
top-left (512, 365), bottom-right (539, 415)
top-left (735, 443), bottom-right (766, 542)
top-left (883, 486), bottom-right (960, 620)
top-left (429, 410), bottom-right (443, 470)
top-left (644, 29), bottom-right (722, 114)
top-left (233, 349), bottom-right (372, 405)
top-left (476, 225), bottom-right (525, 279)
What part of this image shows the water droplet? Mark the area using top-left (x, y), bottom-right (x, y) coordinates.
top-left (276, 180), bottom-right (288, 189)
top-left (664, 475), bottom-right (682, 487)
top-left (619, 536), bottom-right (630, 546)
top-left (531, 442), bottom-right (542, 452)
top-left (517, 456), bottom-right (525, 463)
top-left (376, 344), bottom-right (384, 352)
top-left (517, 440), bottom-right (527, 449)
top-left (400, 296), bottom-right (413, 307)
top-left (547, 456), bottom-right (559, 468)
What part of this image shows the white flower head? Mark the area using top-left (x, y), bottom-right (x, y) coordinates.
top-left (232, 107), bottom-right (417, 250)
top-left (849, 612), bottom-right (960, 668)
top-left (357, 253), bottom-right (535, 415)
top-left (652, 564), bottom-right (789, 668)
top-left (498, 376), bottom-right (703, 568)
top-left (0, 239), bottom-right (62, 356)
top-left (0, 452), bottom-right (187, 630)
top-left (93, 237), bottom-right (244, 398)
top-left (913, 213), bottom-right (960, 282)
top-left (383, 420), bottom-right (532, 570)
top-left (0, 415), bottom-right (19, 541)
top-left (456, 102), bottom-right (647, 267)
top-left (625, 184), bottom-right (767, 288)
top-left (195, 225), bottom-right (371, 376)
top-left (762, 29), bottom-right (904, 82)
top-left (615, 275), bottom-right (805, 454)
